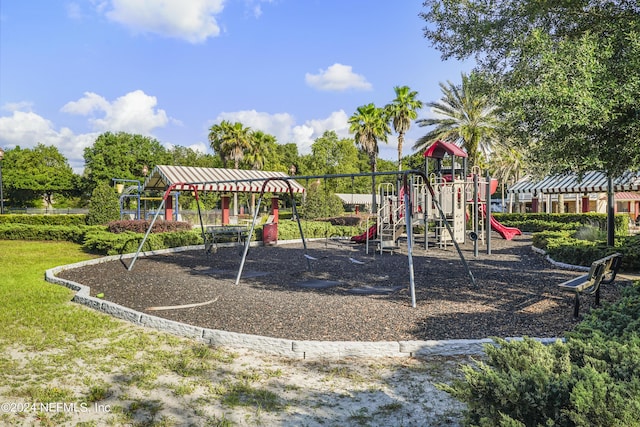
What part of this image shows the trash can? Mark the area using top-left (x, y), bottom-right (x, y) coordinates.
top-left (263, 222), bottom-right (278, 246)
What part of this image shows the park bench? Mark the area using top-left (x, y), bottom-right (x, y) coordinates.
top-left (205, 225), bottom-right (250, 254)
top-left (558, 253), bottom-right (623, 318)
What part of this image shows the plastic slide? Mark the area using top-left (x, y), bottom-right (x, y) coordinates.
top-left (351, 224), bottom-right (377, 243)
top-left (480, 205), bottom-right (522, 240)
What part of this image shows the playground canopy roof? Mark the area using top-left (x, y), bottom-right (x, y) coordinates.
top-left (508, 171), bottom-right (640, 194)
top-left (423, 140), bottom-right (468, 159)
top-left (142, 165), bottom-right (306, 194)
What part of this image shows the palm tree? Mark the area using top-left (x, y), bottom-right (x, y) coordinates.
top-left (385, 86), bottom-right (423, 171)
top-left (244, 130), bottom-right (274, 213)
top-left (208, 120), bottom-right (233, 167)
top-left (348, 103), bottom-right (391, 213)
top-left (208, 120), bottom-right (253, 216)
top-left (413, 73), bottom-right (498, 168)
top-left (222, 122), bottom-right (252, 169)
top-left (245, 131), bottom-right (273, 171)
top-left (487, 137), bottom-right (529, 213)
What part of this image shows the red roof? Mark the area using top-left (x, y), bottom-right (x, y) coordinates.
top-left (423, 140), bottom-right (468, 159)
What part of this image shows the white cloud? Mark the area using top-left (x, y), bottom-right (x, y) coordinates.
top-left (244, 0), bottom-right (274, 18)
top-left (0, 90), bottom-right (172, 173)
top-left (62, 90), bottom-right (169, 134)
top-left (305, 63), bottom-right (372, 91)
top-left (214, 109), bottom-right (350, 154)
top-left (0, 110), bottom-right (97, 172)
top-left (103, 0), bottom-right (225, 43)
top-left (215, 110), bottom-right (295, 146)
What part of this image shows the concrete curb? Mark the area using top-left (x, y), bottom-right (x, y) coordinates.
top-left (46, 243), bottom-right (562, 360)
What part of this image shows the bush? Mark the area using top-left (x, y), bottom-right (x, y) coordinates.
top-left (495, 213), bottom-right (628, 235)
top-left (82, 229), bottom-right (204, 255)
top-left (0, 223), bottom-right (94, 243)
top-left (107, 220), bottom-right (192, 234)
top-left (87, 183), bottom-right (120, 225)
top-left (441, 285), bottom-right (640, 426)
top-left (299, 183), bottom-right (344, 219)
top-left (0, 214), bottom-right (88, 226)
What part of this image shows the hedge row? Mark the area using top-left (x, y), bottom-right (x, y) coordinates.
top-left (0, 224), bottom-right (101, 244)
top-left (0, 219), bottom-right (364, 255)
top-left (442, 283), bottom-right (640, 426)
top-left (0, 214), bottom-right (88, 226)
top-left (82, 229), bottom-right (204, 255)
top-left (495, 212), bottom-right (629, 235)
top-left (107, 220), bottom-right (193, 234)
top-left (532, 230), bottom-right (640, 270)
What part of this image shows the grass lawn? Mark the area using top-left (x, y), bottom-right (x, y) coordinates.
top-left (0, 240), bottom-right (464, 427)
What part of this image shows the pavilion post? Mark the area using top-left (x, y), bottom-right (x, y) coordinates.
top-left (607, 176), bottom-right (615, 247)
top-left (221, 195), bottom-right (230, 225)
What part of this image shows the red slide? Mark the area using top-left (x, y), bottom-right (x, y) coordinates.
top-left (480, 205), bottom-right (522, 240)
top-left (351, 224), bottom-right (377, 243)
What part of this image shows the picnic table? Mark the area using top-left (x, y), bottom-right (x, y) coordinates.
top-left (204, 225), bottom-right (250, 254)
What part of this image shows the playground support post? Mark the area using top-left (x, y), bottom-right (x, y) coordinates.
top-left (235, 177), bottom-right (309, 286)
top-left (127, 183), bottom-right (205, 271)
top-left (486, 171), bottom-right (492, 255)
top-left (402, 175), bottom-right (417, 308)
top-left (473, 174), bottom-right (479, 257)
top-left (415, 171), bottom-right (476, 287)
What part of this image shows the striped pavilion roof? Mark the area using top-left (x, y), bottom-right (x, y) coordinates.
top-left (143, 165), bottom-right (306, 193)
top-left (508, 171), bottom-right (640, 194)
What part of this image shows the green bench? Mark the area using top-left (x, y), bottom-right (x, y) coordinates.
top-left (558, 253), bottom-right (622, 318)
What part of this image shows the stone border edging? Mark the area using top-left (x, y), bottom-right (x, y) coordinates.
top-left (45, 243), bottom-right (561, 359)
top-left (530, 245), bottom-right (590, 272)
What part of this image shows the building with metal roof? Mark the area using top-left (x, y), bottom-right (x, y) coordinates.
top-left (507, 171), bottom-right (640, 219)
top-left (508, 171), bottom-right (640, 195)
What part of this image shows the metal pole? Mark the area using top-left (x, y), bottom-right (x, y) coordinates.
top-left (0, 159), bottom-right (4, 214)
top-left (486, 172), bottom-right (492, 255)
top-left (403, 175), bottom-right (417, 308)
top-left (128, 197), bottom-right (166, 271)
top-left (607, 176), bottom-right (615, 247)
top-left (473, 174), bottom-right (479, 257)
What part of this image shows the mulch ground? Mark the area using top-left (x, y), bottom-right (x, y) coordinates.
top-left (57, 234), bottom-right (627, 342)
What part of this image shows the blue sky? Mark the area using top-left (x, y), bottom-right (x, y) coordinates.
top-left (0, 0), bottom-right (473, 172)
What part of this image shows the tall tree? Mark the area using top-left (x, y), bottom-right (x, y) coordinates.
top-left (385, 86), bottom-right (423, 171)
top-left (420, 0), bottom-right (640, 244)
top-left (413, 73), bottom-right (498, 168)
top-left (83, 132), bottom-right (169, 191)
top-left (348, 103), bottom-right (391, 212)
top-left (2, 144), bottom-right (77, 208)
top-left (244, 131), bottom-right (274, 171)
top-left (208, 121), bottom-right (253, 170)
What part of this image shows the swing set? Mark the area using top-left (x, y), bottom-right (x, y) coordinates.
top-left (127, 169), bottom-right (475, 308)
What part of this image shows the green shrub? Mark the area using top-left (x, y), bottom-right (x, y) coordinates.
top-left (0, 224), bottom-right (100, 243)
top-left (107, 219), bottom-right (192, 234)
top-left (275, 219), bottom-right (362, 240)
top-left (81, 229), bottom-right (204, 255)
top-left (87, 182), bottom-right (121, 225)
top-left (441, 284), bottom-right (640, 426)
top-left (0, 214), bottom-right (88, 226)
top-left (495, 213), bottom-right (628, 235)
top-left (299, 184), bottom-right (344, 219)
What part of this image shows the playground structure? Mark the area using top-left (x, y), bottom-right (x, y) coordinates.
top-left (352, 140), bottom-right (521, 253)
top-left (125, 149), bottom-right (521, 307)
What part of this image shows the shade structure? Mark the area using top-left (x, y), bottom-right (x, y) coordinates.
top-left (143, 165), bottom-right (306, 194)
top-left (509, 171), bottom-right (640, 194)
top-left (423, 140), bottom-right (468, 159)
